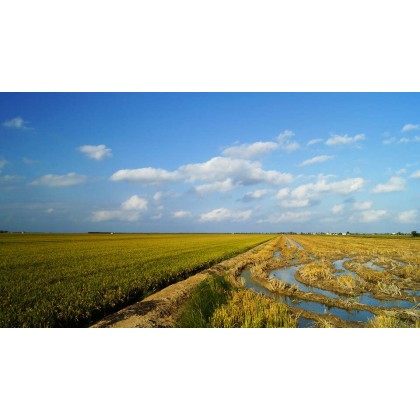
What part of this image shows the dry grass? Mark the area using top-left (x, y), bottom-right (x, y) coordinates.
top-left (377, 281), bottom-right (402, 296)
top-left (211, 289), bottom-right (298, 328)
top-left (267, 278), bottom-right (300, 293)
top-left (368, 315), bottom-right (412, 328)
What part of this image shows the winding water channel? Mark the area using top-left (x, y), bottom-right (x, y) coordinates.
top-left (241, 238), bottom-right (418, 327)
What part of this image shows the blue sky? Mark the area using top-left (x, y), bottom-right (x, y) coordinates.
top-left (1, 93), bottom-right (419, 233)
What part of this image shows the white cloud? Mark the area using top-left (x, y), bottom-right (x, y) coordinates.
top-left (2, 117), bottom-right (30, 129)
top-left (307, 138), bottom-right (323, 146)
top-left (358, 210), bottom-right (387, 222)
top-left (121, 195), bottom-right (148, 211)
top-left (222, 141), bottom-right (278, 159)
top-left (31, 172), bottom-right (87, 187)
top-left (372, 177), bottom-right (406, 193)
top-left (280, 199), bottom-right (312, 208)
top-left (151, 213), bottom-right (163, 220)
top-left (297, 155), bottom-right (334, 167)
top-left (353, 201), bottom-right (373, 210)
top-left (241, 189), bottom-right (271, 202)
top-left (410, 170), bottom-right (420, 179)
top-left (153, 192), bottom-right (163, 201)
top-left (397, 210), bottom-right (418, 223)
top-left (289, 176), bottom-right (365, 200)
top-left (396, 168), bottom-right (407, 175)
top-left (194, 178), bottom-right (235, 194)
top-left (91, 195), bottom-right (148, 222)
top-left (172, 210), bottom-right (192, 219)
top-left (110, 167), bottom-right (180, 185)
top-left (332, 204), bottom-right (344, 214)
top-left (45, 208), bottom-right (54, 214)
top-left (180, 157), bottom-right (293, 185)
top-left (325, 133), bottom-right (365, 146)
top-left (259, 211), bottom-right (312, 223)
top-left (199, 208), bottom-right (252, 222)
top-left (401, 123), bottom-right (420, 133)
top-left (91, 210), bottom-right (141, 222)
top-left (277, 130), bottom-right (300, 152)
top-left (111, 155), bottom-right (294, 189)
top-left (78, 144), bottom-right (112, 160)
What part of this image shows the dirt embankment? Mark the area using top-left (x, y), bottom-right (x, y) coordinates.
top-left (91, 239), bottom-right (277, 328)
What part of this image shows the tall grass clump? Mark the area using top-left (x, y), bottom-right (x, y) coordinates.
top-left (176, 276), bottom-right (233, 328)
top-left (210, 289), bottom-right (297, 328)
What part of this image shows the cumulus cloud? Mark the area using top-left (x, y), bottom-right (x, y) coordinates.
top-left (194, 178), bottom-right (235, 194)
top-left (259, 211), bottom-right (312, 223)
top-left (297, 155), bottom-right (334, 167)
top-left (110, 167), bottom-right (180, 185)
top-left (181, 157), bottom-right (293, 186)
top-left (280, 198), bottom-right (313, 208)
top-left (222, 141), bottom-right (278, 159)
top-left (241, 189), bottom-right (272, 202)
top-left (277, 130), bottom-right (300, 152)
top-left (153, 192), bottom-right (163, 201)
top-left (353, 201), bottom-right (373, 210)
top-left (332, 204), bottom-right (344, 214)
top-left (111, 156), bottom-right (294, 189)
top-left (31, 172), bottom-right (87, 187)
top-left (2, 117), bottom-right (30, 129)
top-left (325, 133), bottom-right (365, 146)
top-left (121, 195), bottom-right (148, 211)
top-left (279, 176), bottom-right (365, 202)
top-left (199, 208), bottom-right (252, 222)
top-left (401, 124), bottom-right (420, 133)
top-left (410, 170), bottom-right (420, 179)
top-left (397, 210), bottom-right (418, 223)
top-left (78, 144), bottom-right (112, 160)
top-left (358, 210), bottom-right (387, 222)
top-left (307, 138), bottom-right (323, 146)
top-left (91, 210), bottom-right (141, 222)
top-left (91, 195), bottom-right (149, 222)
top-left (372, 177), bottom-right (406, 193)
top-left (172, 210), bottom-right (192, 219)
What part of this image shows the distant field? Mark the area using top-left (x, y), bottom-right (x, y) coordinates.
top-left (0, 233), bottom-right (274, 327)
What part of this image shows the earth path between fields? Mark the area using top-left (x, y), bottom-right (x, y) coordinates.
top-left (91, 239), bottom-right (275, 328)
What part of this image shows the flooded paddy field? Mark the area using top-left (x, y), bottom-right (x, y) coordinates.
top-left (237, 235), bottom-right (420, 328)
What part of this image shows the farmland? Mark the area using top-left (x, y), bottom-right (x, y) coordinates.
top-left (0, 233), bottom-right (274, 327)
top-left (233, 234), bottom-right (420, 327)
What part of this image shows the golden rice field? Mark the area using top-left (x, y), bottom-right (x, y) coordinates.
top-left (0, 233), bottom-right (274, 327)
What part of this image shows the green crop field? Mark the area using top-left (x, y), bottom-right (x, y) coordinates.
top-left (0, 233), bottom-right (274, 327)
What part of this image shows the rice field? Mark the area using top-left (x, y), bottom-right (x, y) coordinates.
top-left (0, 233), bottom-right (274, 327)
top-left (237, 234), bottom-right (420, 327)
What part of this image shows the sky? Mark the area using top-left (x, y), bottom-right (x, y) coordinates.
top-left (1, 92), bottom-right (419, 233)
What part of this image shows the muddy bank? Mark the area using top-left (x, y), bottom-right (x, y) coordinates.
top-left (91, 239), bottom-right (278, 328)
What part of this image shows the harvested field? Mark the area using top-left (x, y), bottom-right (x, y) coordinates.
top-left (236, 235), bottom-right (420, 328)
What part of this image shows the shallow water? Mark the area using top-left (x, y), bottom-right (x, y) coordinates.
top-left (241, 269), bottom-right (375, 324)
top-left (270, 265), bottom-right (341, 299)
top-left (287, 238), bottom-right (304, 250)
top-left (363, 261), bottom-right (385, 271)
top-left (333, 258), bottom-right (357, 278)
